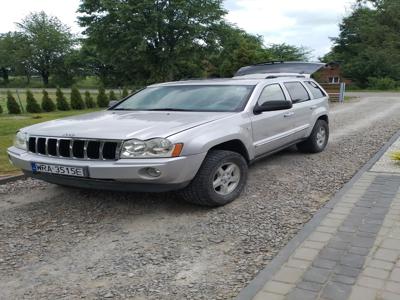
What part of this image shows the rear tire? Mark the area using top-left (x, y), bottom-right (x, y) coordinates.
top-left (180, 150), bottom-right (248, 206)
top-left (297, 119), bottom-right (329, 153)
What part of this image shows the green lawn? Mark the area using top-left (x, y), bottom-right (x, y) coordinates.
top-left (0, 109), bottom-right (101, 175)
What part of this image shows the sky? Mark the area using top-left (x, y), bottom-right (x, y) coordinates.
top-left (0, 0), bottom-right (356, 59)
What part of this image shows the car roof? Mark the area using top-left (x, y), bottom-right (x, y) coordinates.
top-left (149, 76), bottom-right (315, 87)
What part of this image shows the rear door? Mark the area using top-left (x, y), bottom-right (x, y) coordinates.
top-left (283, 81), bottom-right (313, 140)
top-left (250, 83), bottom-right (296, 156)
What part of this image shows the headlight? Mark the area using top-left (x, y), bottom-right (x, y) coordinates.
top-left (120, 138), bottom-right (183, 158)
top-left (14, 131), bottom-right (27, 150)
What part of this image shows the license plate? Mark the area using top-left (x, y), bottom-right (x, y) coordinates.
top-left (31, 162), bottom-right (86, 177)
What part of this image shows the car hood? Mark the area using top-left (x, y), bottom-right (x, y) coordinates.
top-left (23, 110), bottom-right (234, 140)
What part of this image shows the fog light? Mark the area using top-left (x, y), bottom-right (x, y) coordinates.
top-left (145, 167), bottom-right (161, 177)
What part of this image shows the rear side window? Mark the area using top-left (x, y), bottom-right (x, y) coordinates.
top-left (284, 82), bottom-right (310, 103)
top-left (304, 81), bottom-right (326, 99)
top-left (258, 84), bottom-right (286, 106)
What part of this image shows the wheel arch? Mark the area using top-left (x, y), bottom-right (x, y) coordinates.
top-left (208, 139), bottom-right (250, 163)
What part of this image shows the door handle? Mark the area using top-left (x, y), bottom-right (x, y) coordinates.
top-left (310, 105), bottom-right (317, 110)
top-left (284, 112), bottom-right (295, 118)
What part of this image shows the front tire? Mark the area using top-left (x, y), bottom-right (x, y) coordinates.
top-left (180, 150), bottom-right (248, 206)
top-left (297, 119), bottom-right (329, 153)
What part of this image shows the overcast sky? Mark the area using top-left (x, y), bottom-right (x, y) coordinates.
top-left (0, 0), bottom-right (355, 59)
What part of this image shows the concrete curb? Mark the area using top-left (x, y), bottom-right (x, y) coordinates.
top-left (235, 129), bottom-right (400, 300)
top-left (0, 174), bottom-right (25, 185)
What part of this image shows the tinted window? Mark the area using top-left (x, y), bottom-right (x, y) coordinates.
top-left (258, 84), bottom-right (286, 106)
top-left (114, 85), bottom-right (254, 112)
top-left (305, 81), bottom-right (326, 99)
top-left (284, 82), bottom-right (310, 103)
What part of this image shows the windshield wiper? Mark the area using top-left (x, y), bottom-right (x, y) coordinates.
top-left (146, 108), bottom-right (193, 111)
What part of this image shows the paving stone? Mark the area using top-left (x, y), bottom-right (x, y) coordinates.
top-left (382, 239), bottom-right (400, 251)
top-left (374, 248), bottom-right (399, 262)
top-left (303, 241), bottom-right (326, 250)
top-left (316, 226), bottom-right (337, 234)
top-left (321, 218), bottom-right (343, 228)
top-left (273, 267), bottom-right (303, 284)
top-left (349, 286), bottom-right (377, 300)
top-left (319, 248), bottom-right (345, 262)
top-left (340, 254), bottom-right (365, 268)
top-left (358, 276), bottom-right (385, 289)
top-left (359, 223), bottom-right (382, 234)
top-left (334, 265), bottom-right (361, 277)
top-left (363, 267), bottom-right (389, 279)
top-left (331, 274), bottom-right (357, 285)
top-left (296, 280), bottom-right (323, 292)
top-left (338, 225), bottom-right (357, 233)
top-left (368, 259), bottom-right (394, 271)
top-left (327, 239), bottom-right (348, 250)
top-left (293, 248), bottom-right (320, 261)
top-left (286, 288), bottom-right (318, 300)
top-left (286, 259), bottom-right (311, 270)
top-left (389, 268), bottom-right (400, 282)
top-left (312, 257), bottom-right (337, 269)
top-left (351, 236), bottom-right (375, 248)
top-left (349, 246), bottom-right (370, 256)
top-left (321, 281), bottom-right (352, 300)
top-left (253, 291), bottom-right (285, 300)
top-left (380, 291), bottom-right (400, 300)
top-left (302, 267), bottom-right (331, 284)
top-left (385, 281), bottom-right (400, 294)
top-left (308, 232), bottom-right (333, 243)
top-left (262, 280), bottom-right (295, 295)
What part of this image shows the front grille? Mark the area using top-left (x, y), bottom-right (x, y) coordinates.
top-left (28, 136), bottom-right (121, 160)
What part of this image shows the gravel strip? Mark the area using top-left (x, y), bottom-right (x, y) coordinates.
top-left (1, 93), bottom-right (400, 299)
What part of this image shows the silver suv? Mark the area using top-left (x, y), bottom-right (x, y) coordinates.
top-left (8, 62), bottom-right (329, 206)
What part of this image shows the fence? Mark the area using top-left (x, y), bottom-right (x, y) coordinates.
top-left (319, 83), bottom-right (346, 103)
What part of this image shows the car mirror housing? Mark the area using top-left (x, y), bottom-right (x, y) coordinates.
top-left (253, 100), bottom-right (293, 114)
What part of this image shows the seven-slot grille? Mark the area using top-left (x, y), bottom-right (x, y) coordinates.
top-left (28, 137), bottom-right (121, 160)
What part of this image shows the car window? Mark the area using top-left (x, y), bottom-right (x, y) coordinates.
top-left (258, 84), bottom-right (286, 106)
top-left (113, 85), bottom-right (255, 112)
top-left (304, 81), bottom-right (326, 99)
top-left (284, 82), bottom-right (310, 103)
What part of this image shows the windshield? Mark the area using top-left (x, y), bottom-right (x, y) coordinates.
top-left (113, 85), bottom-right (255, 112)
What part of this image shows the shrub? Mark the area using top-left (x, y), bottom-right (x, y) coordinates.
top-left (97, 87), bottom-right (109, 107)
top-left (70, 86), bottom-right (85, 110)
top-left (109, 90), bottom-right (117, 101)
top-left (7, 91), bottom-right (21, 114)
top-left (26, 90), bottom-right (42, 113)
top-left (122, 87), bottom-right (129, 98)
top-left (391, 151), bottom-right (400, 163)
top-left (41, 90), bottom-right (56, 112)
top-left (84, 91), bottom-right (96, 108)
top-left (56, 88), bottom-right (70, 111)
top-left (368, 77), bottom-right (397, 90)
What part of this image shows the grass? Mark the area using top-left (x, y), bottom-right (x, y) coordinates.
top-left (0, 108), bottom-right (101, 176)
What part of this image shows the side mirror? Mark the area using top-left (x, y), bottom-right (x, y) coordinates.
top-left (254, 100), bottom-right (293, 114)
top-left (108, 100), bottom-right (119, 108)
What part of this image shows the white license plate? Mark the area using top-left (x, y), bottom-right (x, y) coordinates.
top-left (31, 162), bottom-right (86, 177)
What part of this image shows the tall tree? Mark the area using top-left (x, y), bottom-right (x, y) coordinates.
top-left (327, 0), bottom-right (400, 87)
top-left (79, 0), bottom-right (226, 84)
top-left (17, 11), bottom-right (74, 86)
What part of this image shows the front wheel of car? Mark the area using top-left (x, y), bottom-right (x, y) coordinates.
top-left (180, 150), bottom-right (248, 206)
top-left (297, 119), bottom-right (329, 153)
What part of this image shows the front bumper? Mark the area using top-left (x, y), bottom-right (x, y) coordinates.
top-left (7, 147), bottom-right (206, 192)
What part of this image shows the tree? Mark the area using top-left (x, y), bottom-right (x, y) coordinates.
top-left (78, 0), bottom-right (226, 84)
top-left (122, 87), bottom-right (129, 98)
top-left (109, 90), bottom-right (117, 101)
top-left (70, 86), bottom-right (85, 110)
top-left (17, 12), bottom-right (75, 86)
top-left (41, 89), bottom-right (56, 112)
top-left (326, 0), bottom-right (400, 87)
top-left (56, 87), bottom-right (70, 111)
top-left (6, 91), bottom-right (21, 114)
top-left (0, 104), bottom-right (3, 114)
top-left (84, 91), bottom-right (96, 108)
top-left (97, 87), bottom-right (109, 107)
top-left (26, 90), bottom-right (41, 113)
